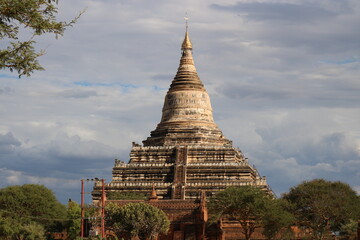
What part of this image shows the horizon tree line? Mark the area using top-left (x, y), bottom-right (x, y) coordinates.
top-left (0, 178), bottom-right (359, 240)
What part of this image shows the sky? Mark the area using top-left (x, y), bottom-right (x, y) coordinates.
top-left (1, 0), bottom-right (359, 204)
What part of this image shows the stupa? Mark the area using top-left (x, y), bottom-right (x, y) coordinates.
top-left (93, 27), bottom-right (271, 201)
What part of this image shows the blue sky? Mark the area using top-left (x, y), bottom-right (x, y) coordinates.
top-left (1, 0), bottom-right (359, 203)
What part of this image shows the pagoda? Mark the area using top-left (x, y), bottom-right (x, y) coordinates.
top-left (93, 28), bottom-right (271, 202)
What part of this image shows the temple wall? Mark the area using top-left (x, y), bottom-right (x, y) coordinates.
top-left (100, 145), bottom-right (270, 201)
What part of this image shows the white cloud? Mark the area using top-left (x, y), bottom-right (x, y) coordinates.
top-left (0, 168), bottom-right (77, 188)
top-left (354, 186), bottom-right (360, 194)
top-left (1, 0), bottom-right (359, 203)
top-left (0, 168), bottom-right (83, 203)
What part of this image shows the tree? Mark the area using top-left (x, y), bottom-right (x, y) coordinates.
top-left (208, 186), bottom-right (274, 240)
top-left (0, 212), bottom-right (22, 240)
top-left (262, 199), bottom-right (295, 240)
top-left (338, 219), bottom-right (358, 240)
top-left (0, 184), bottom-right (67, 236)
top-left (65, 201), bottom-right (98, 240)
top-left (283, 179), bottom-right (360, 240)
top-left (0, 214), bottom-right (46, 240)
top-left (66, 201), bottom-right (81, 240)
top-left (18, 222), bottom-right (46, 240)
top-left (105, 202), bottom-right (170, 240)
top-left (0, 0), bottom-right (82, 77)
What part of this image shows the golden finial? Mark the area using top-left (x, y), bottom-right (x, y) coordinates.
top-left (182, 14), bottom-right (192, 50)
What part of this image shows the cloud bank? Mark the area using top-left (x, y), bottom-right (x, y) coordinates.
top-left (1, 0), bottom-right (359, 203)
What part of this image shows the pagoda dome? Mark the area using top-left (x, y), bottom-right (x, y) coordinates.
top-left (143, 30), bottom-right (232, 147)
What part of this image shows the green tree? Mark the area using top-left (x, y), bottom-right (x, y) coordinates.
top-left (0, 0), bottom-right (82, 77)
top-left (0, 212), bottom-right (22, 240)
top-left (0, 214), bottom-right (46, 240)
top-left (105, 202), bottom-right (170, 240)
top-left (208, 186), bottom-right (273, 240)
top-left (262, 199), bottom-right (295, 240)
top-left (338, 219), bottom-right (358, 240)
top-left (66, 201), bottom-right (81, 240)
top-left (283, 179), bottom-right (360, 240)
top-left (19, 222), bottom-right (46, 240)
top-left (0, 184), bottom-right (67, 235)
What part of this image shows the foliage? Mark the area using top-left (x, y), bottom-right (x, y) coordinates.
top-left (338, 219), bottom-right (358, 240)
top-left (66, 201), bottom-right (81, 240)
top-left (0, 212), bottom-right (21, 240)
top-left (0, 0), bottom-right (83, 77)
top-left (106, 191), bottom-right (147, 200)
top-left (105, 202), bottom-right (170, 240)
top-left (208, 186), bottom-right (274, 240)
top-left (283, 179), bottom-right (360, 240)
top-left (261, 199), bottom-right (295, 240)
top-left (19, 222), bottom-right (46, 240)
top-left (0, 184), bottom-right (67, 237)
top-left (0, 214), bottom-right (46, 240)
top-left (65, 201), bottom-right (100, 239)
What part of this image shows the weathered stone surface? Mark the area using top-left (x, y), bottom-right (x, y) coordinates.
top-left (143, 36), bottom-right (231, 147)
top-left (92, 30), bottom-right (272, 203)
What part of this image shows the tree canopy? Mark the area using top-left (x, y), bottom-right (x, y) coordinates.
top-left (261, 198), bottom-right (295, 240)
top-left (66, 201), bottom-right (81, 240)
top-left (0, 184), bottom-right (67, 239)
top-left (283, 179), bottom-right (360, 240)
top-left (208, 186), bottom-right (293, 240)
top-left (105, 202), bottom-right (170, 240)
top-left (0, 216), bottom-right (46, 240)
top-left (0, 0), bottom-right (82, 77)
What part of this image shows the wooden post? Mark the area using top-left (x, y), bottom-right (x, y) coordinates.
top-left (101, 179), bottom-right (105, 238)
top-left (80, 179), bottom-right (84, 238)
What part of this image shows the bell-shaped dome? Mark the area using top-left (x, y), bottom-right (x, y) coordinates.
top-left (143, 30), bottom-right (232, 147)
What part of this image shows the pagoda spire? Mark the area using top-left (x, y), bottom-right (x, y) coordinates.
top-left (181, 31), bottom-right (192, 50)
top-left (169, 24), bottom-right (201, 91)
top-left (182, 16), bottom-right (192, 50)
top-left (142, 28), bottom-right (232, 147)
